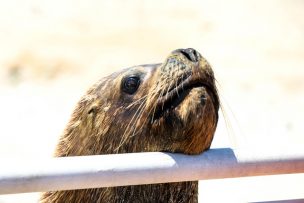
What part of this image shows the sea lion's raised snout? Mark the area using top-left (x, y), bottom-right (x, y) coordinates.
top-left (153, 48), bottom-right (218, 120)
top-left (149, 48), bottom-right (219, 154)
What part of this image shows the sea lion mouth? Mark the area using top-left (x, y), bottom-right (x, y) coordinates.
top-left (153, 75), bottom-right (209, 120)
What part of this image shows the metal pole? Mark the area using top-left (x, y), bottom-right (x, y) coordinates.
top-left (0, 148), bottom-right (303, 194)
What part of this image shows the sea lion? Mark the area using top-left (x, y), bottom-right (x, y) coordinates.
top-left (40, 48), bottom-right (219, 203)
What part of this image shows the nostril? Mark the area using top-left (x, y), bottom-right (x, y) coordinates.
top-left (179, 48), bottom-right (200, 62)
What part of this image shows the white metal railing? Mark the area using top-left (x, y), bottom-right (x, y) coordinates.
top-left (0, 147), bottom-right (304, 194)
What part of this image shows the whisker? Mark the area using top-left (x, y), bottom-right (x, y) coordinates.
top-left (126, 95), bottom-right (149, 109)
top-left (215, 79), bottom-right (244, 149)
top-left (115, 96), bottom-right (148, 151)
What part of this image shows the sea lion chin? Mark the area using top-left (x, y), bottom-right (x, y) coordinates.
top-left (40, 48), bottom-right (219, 203)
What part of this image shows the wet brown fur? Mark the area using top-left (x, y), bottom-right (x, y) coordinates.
top-left (40, 49), bottom-right (219, 203)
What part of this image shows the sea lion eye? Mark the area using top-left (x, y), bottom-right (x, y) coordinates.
top-left (122, 76), bottom-right (140, 94)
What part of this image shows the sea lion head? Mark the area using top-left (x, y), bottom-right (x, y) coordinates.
top-left (56, 48), bottom-right (219, 156)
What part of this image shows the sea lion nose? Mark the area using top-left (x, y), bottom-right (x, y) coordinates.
top-left (179, 48), bottom-right (200, 62)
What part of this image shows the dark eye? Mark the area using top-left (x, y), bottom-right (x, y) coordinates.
top-left (122, 76), bottom-right (141, 94)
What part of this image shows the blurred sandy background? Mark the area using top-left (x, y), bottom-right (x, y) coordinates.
top-left (0, 0), bottom-right (303, 202)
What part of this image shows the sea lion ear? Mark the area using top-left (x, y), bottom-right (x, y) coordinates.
top-left (88, 107), bottom-right (96, 115)
top-left (87, 102), bottom-right (100, 115)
